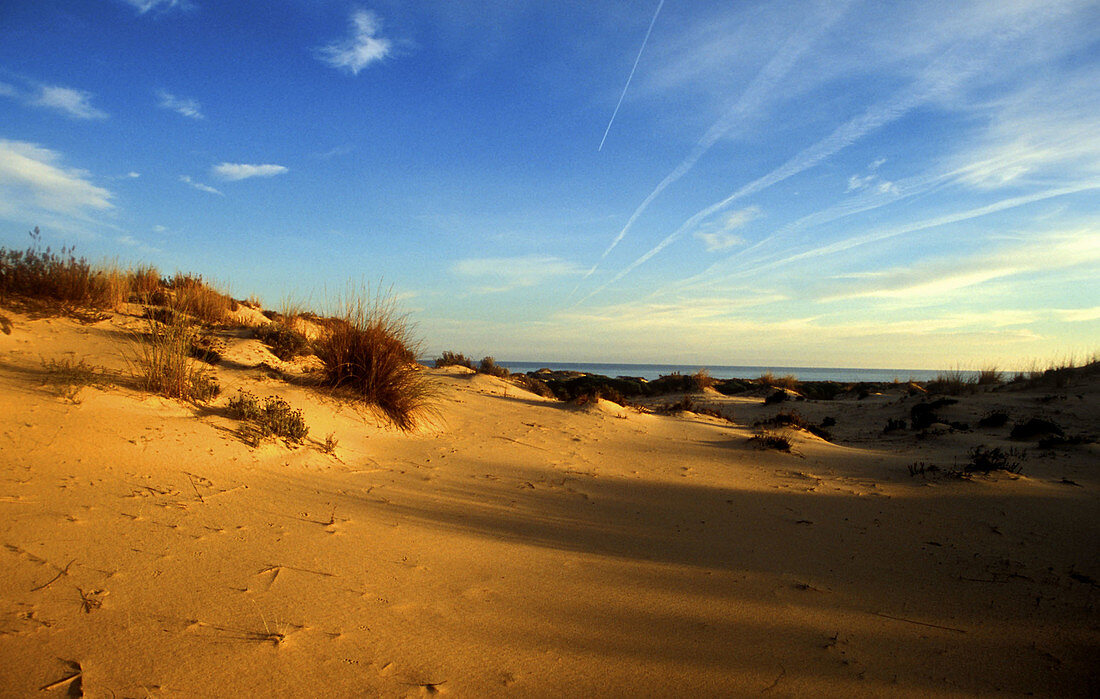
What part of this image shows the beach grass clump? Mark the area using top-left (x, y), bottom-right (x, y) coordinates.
top-left (313, 292), bottom-right (435, 431)
top-left (0, 229), bottom-right (131, 310)
top-left (926, 368), bottom-right (974, 395)
top-left (434, 351), bottom-right (474, 369)
top-left (131, 317), bottom-right (220, 402)
top-left (758, 371), bottom-right (799, 391)
top-left (227, 389), bottom-right (308, 444)
top-left (165, 274), bottom-right (237, 325)
top-left (965, 445), bottom-right (1023, 474)
top-left (748, 431), bottom-right (793, 452)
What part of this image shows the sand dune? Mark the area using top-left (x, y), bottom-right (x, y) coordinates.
top-left (1, 307), bottom-right (1097, 696)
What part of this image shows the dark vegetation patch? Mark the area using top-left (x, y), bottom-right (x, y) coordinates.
top-left (434, 351), bottom-right (474, 369)
top-left (909, 398), bottom-right (959, 430)
top-left (977, 411), bottom-right (1010, 428)
top-left (883, 417), bottom-right (908, 433)
top-left (1010, 418), bottom-right (1064, 441)
top-left (965, 445), bottom-right (1024, 474)
top-left (748, 432), bottom-right (793, 452)
top-left (763, 390), bottom-right (789, 406)
top-left (757, 411), bottom-right (832, 441)
top-left (254, 323), bottom-right (312, 361)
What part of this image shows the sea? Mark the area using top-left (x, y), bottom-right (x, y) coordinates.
top-left (468, 361), bottom-right (968, 384)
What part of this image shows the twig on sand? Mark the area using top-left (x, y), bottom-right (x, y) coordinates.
top-left (874, 611), bottom-right (966, 634)
top-left (30, 558), bottom-right (75, 592)
top-left (38, 661), bottom-right (82, 692)
top-left (761, 665), bottom-right (785, 693)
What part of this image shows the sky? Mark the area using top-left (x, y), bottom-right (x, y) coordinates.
top-left (1, 0), bottom-right (1098, 370)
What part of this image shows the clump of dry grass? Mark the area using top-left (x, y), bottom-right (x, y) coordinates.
top-left (130, 317), bottom-right (220, 402)
top-left (41, 357), bottom-right (111, 402)
top-left (758, 371), bottom-right (799, 391)
top-left (166, 274), bottom-right (237, 324)
top-left (0, 230), bottom-right (127, 309)
top-left (748, 431), bottom-right (793, 452)
top-left (313, 292), bottom-right (435, 431)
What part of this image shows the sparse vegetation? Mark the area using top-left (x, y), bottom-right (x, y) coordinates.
top-left (758, 371), bottom-right (799, 391)
top-left (166, 274), bottom-right (236, 324)
top-left (313, 292), bottom-right (436, 431)
top-left (883, 417), bottom-right (907, 433)
top-left (130, 317), bottom-right (220, 402)
top-left (1, 229), bottom-right (130, 310)
top-left (226, 389), bottom-right (308, 444)
top-left (478, 356), bottom-right (510, 377)
top-left (965, 445), bottom-right (1023, 474)
top-left (434, 351), bottom-right (475, 369)
top-left (1010, 417), bottom-right (1064, 441)
top-left (763, 390), bottom-right (788, 406)
top-left (748, 431), bottom-right (793, 452)
top-left (41, 357), bottom-right (111, 402)
top-left (321, 432), bottom-right (339, 454)
top-left (757, 411), bottom-right (832, 441)
top-left (254, 322), bottom-right (312, 361)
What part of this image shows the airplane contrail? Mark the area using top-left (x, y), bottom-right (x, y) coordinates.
top-left (573, 0), bottom-right (853, 298)
top-left (598, 0), bottom-right (665, 153)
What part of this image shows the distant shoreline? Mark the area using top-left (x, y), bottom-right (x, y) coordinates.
top-left (426, 360), bottom-right (973, 384)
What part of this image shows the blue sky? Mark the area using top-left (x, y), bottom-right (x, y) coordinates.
top-left (1, 0), bottom-right (1098, 369)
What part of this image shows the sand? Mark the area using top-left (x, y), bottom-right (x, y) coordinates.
top-left (0, 307), bottom-right (1097, 697)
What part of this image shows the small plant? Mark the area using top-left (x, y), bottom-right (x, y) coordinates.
top-left (41, 357), bottom-right (109, 402)
top-left (321, 432), bottom-right (339, 454)
top-left (227, 389), bottom-right (309, 444)
top-left (758, 371), bottom-right (799, 390)
top-left (883, 417), bottom-right (907, 433)
top-left (0, 314), bottom-right (11, 335)
top-left (965, 445), bottom-right (1024, 474)
top-left (655, 397), bottom-right (695, 414)
top-left (748, 431), bottom-right (792, 452)
top-left (434, 351), bottom-right (474, 369)
top-left (976, 367), bottom-right (1003, 386)
top-left (926, 368), bottom-right (973, 395)
top-left (907, 461), bottom-right (940, 477)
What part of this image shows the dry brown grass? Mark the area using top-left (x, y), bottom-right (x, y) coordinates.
top-left (167, 274), bottom-right (236, 324)
top-left (758, 371), bottom-right (799, 391)
top-left (313, 292), bottom-right (436, 431)
top-left (129, 316), bottom-right (220, 402)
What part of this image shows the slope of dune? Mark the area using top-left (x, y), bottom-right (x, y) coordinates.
top-left (1, 307), bottom-right (1097, 697)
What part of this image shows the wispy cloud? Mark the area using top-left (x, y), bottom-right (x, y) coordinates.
top-left (118, 0), bottom-right (191, 14)
top-left (30, 85), bottom-right (108, 119)
top-left (451, 255), bottom-right (581, 293)
top-left (694, 206), bottom-right (760, 252)
top-left (0, 139), bottom-right (112, 217)
top-left (316, 9), bottom-right (392, 75)
top-left (211, 163), bottom-right (288, 181)
top-left (156, 89), bottom-right (203, 119)
top-left (180, 175), bottom-right (222, 195)
top-left (573, 0), bottom-right (853, 295)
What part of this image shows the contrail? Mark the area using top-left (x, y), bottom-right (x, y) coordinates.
top-left (574, 54), bottom-right (974, 306)
top-left (598, 0), bottom-right (665, 153)
top-left (573, 0), bottom-right (852, 298)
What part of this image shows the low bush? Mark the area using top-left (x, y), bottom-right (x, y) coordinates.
top-left (883, 417), bottom-right (907, 433)
top-left (313, 293), bottom-right (435, 431)
top-left (763, 390), bottom-right (788, 406)
top-left (478, 356), bottom-right (510, 377)
top-left (758, 371), bottom-right (799, 391)
top-left (227, 389), bottom-right (308, 444)
top-left (167, 274), bottom-right (236, 324)
top-left (41, 357), bottom-right (110, 402)
top-left (254, 323), bottom-right (312, 361)
top-left (434, 351), bottom-right (474, 369)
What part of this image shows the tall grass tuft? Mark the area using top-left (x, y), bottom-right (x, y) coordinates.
top-left (131, 317), bottom-right (220, 402)
top-left (166, 274), bottom-right (236, 325)
top-left (313, 292), bottom-right (435, 431)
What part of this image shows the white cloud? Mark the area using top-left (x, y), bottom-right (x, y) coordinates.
top-left (156, 89), bottom-right (203, 119)
top-left (0, 139), bottom-right (112, 216)
top-left (127, 171), bottom-right (140, 178)
top-left (452, 255), bottom-right (582, 293)
top-left (212, 163), bottom-right (288, 181)
top-left (694, 206), bottom-right (760, 252)
top-left (180, 175), bottom-right (222, 195)
top-left (30, 85), bottom-right (107, 119)
top-left (119, 0), bottom-right (190, 14)
top-left (316, 9), bottom-right (393, 75)
top-left (0, 82), bottom-right (15, 97)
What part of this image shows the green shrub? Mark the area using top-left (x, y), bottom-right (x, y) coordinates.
top-left (478, 356), bottom-right (510, 377)
top-left (226, 389), bottom-right (309, 444)
top-left (254, 323), bottom-right (312, 360)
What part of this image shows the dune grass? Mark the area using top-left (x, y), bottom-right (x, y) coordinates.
top-left (313, 292), bottom-right (436, 431)
top-left (130, 316), bottom-right (220, 402)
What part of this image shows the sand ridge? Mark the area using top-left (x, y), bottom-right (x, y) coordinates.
top-left (0, 308), bottom-right (1097, 696)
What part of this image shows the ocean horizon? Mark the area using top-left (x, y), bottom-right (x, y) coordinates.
top-left (434, 360), bottom-right (974, 384)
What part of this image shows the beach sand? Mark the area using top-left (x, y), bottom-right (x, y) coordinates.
top-left (0, 307), bottom-right (1097, 696)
